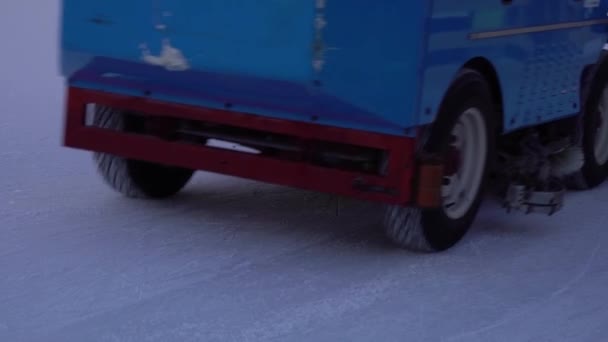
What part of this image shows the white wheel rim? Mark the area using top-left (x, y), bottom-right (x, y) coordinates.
top-left (441, 108), bottom-right (488, 220)
top-left (594, 87), bottom-right (608, 165)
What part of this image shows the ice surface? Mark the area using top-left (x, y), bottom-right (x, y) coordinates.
top-left (1, 1), bottom-right (608, 341)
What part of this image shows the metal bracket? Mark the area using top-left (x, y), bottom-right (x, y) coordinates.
top-left (504, 182), bottom-right (565, 216)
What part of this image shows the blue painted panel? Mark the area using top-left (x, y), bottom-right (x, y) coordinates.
top-left (418, 0), bottom-right (608, 133)
top-left (60, 0), bottom-right (426, 136)
top-left (317, 1), bottom-right (429, 128)
top-left (155, 0), bottom-right (318, 80)
top-left (61, 0), bottom-right (317, 81)
top-left (68, 57), bottom-right (408, 136)
top-left (61, 0), bottom-right (153, 75)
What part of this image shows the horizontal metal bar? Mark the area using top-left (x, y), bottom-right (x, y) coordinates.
top-left (469, 18), bottom-right (608, 40)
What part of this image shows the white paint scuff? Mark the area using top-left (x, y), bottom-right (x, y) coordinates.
top-left (583, 0), bottom-right (600, 9)
top-left (312, 0), bottom-right (328, 73)
top-left (140, 39), bottom-right (190, 71)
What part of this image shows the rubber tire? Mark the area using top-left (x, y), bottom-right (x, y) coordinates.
top-left (92, 106), bottom-right (194, 199)
top-left (384, 69), bottom-right (496, 252)
top-left (569, 62), bottom-right (608, 190)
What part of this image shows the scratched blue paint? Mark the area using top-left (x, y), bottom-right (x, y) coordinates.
top-left (61, 0), bottom-right (317, 81)
top-left (60, 0), bottom-right (608, 136)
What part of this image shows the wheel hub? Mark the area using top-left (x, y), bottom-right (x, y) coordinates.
top-left (444, 146), bottom-right (462, 176)
top-left (440, 108), bottom-right (488, 220)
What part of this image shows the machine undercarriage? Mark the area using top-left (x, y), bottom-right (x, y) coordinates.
top-left (494, 118), bottom-right (584, 216)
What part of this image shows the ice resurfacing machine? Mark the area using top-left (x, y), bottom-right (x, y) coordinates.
top-left (60, 1), bottom-right (608, 252)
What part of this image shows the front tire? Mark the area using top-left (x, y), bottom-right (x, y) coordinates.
top-left (384, 69), bottom-right (496, 252)
top-left (92, 106), bottom-right (194, 199)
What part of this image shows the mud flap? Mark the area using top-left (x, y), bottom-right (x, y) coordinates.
top-left (414, 155), bottom-right (444, 209)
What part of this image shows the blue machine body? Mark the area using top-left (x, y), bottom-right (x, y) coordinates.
top-left (60, 0), bottom-right (608, 137)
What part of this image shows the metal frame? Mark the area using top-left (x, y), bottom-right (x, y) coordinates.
top-left (64, 87), bottom-right (422, 205)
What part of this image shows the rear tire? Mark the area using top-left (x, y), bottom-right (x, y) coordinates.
top-left (569, 64), bottom-right (608, 190)
top-left (92, 106), bottom-right (194, 199)
top-left (384, 69), bottom-right (496, 252)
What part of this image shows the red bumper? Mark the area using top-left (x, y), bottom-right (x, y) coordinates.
top-left (64, 87), bottom-right (430, 206)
